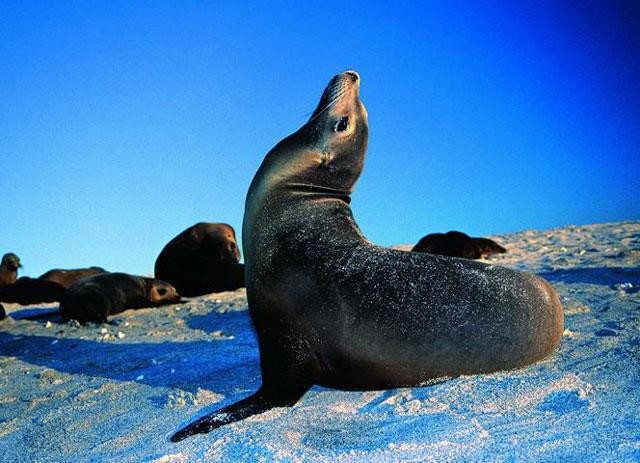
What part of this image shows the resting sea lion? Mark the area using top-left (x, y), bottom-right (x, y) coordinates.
top-left (412, 231), bottom-right (507, 259)
top-left (39, 266), bottom-right (108, 288)
top-left (154, 223), bottom-right (245, 297)
top-left (170, 71), bottom-right (563, 442)
top-left (60, 272), bottom-right (181, 324)
top-left (0, 277), bottom-right (66, 304)
top-left (0, 253), bottom-right (21, 287)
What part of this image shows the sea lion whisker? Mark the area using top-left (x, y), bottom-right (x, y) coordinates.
top-left (285, 182), bottom-right (352, 203)
top-left (309, 87), bottom-right (347, 122)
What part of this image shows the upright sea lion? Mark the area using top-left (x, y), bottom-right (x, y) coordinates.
top-left (0, 277), bottom-right (66, 305)
top-left (39, 266), bottom-right (108, 288)
top-left (412, 231), bottom-right (507, 259)
top-left (60, 272), bottom-right (181, 324)
top-left (0, 253), bottom-right (21, 288)
top-left (170, 71), bottom-right (563, 441)
top-left (154, 223), bottom-right (245, 297)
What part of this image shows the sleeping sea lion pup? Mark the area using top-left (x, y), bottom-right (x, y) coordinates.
top-left (154, 223), bottom-right (245, 297)
top-left (170, 71), bottom-right (563, 441)
top-left (0, 277), bottom-right (66, 305)
top-left (0, 253), bottom-right (21, 287)
top-left (39, 266), bottom-right (108, 288)
top-left (412, 231), bottom-right (507, 259)
top-left (60, 272), bottom-right (181, 324)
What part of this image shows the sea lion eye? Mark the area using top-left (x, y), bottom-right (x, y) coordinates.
top-left (334, 116), bottom-right (349, 132)
top-left (158, 288), bottom-right (167, 296)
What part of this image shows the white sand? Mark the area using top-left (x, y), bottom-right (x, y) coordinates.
top-left (1, 221), bottom-right (639, 462)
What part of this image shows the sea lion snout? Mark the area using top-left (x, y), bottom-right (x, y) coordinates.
top-left (226, 240), bottom-right (241, 262)
top-left (344, 70), bottom-right (359, 82)
top-left (335, 70), bottom-right (360, 90)
top-left (326, 70), bottom-right (360, 96)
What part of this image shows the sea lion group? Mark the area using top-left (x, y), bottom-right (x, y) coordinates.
top-left (0, 222), bottom-right (244, 323)
top-left (2, 71), bottom-right (564, 443)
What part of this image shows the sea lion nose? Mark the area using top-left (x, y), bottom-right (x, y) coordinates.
top-left (344, 70), bottom-right (360, 82)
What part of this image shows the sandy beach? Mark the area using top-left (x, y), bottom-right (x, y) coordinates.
top-left (1, 220), bottom-right (638, 462)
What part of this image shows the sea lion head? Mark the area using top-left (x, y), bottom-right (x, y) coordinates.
top-left (196, 223), bottom-right (241, 263)
top-left (475, 238), bottom-right (507, 258)
top-left (250, 70), bottom-right (368, 204)
top-left (1, 253), bottom-right (21, 271)
top-left (148, 279), bottom-right (181, 305)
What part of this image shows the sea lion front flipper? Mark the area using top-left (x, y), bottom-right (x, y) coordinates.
top-left (169, 384), bottom-right (308, 442)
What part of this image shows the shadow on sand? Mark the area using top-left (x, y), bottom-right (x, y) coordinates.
top-left (0, 309), bottom-right (261, 394)
top-left (538, 266), bottom-right (640, 292)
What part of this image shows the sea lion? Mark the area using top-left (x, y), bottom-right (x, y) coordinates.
top-left (412, 231), bottom-right (507, 259)
top-left (154, 223), bottom-right (245, 297)
top-left (0, 253), bottom-right (21, 288)
top-left (0, 277), bottom-right (66, 305)
top-left (39, 266), bottom-right (108, 288)
top-left (0, 303), bottom-right (5, 321)
top-left (59, 272), bottom-right (181, 324)
top-left (170, 71), bottom-right (563, 441)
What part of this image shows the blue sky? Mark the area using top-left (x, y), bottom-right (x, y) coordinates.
top-left (1, 1), bottom-right (638, 276)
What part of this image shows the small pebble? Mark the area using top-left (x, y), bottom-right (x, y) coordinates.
top-left (117, 332), bottom-right (125, 339)
top-left (45, 321), bottom-right (53, 328)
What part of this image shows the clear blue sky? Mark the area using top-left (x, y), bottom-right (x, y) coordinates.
top-left (1, 1), bottom-right (638, 277)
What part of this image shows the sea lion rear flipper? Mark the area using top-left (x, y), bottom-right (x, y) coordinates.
top-left (170, 385), bottom-right (307, 442)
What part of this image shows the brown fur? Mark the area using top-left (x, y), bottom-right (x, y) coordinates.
top-left (412, 231), bottom-right (507, 259)
top-left (155, 223), bottom-right (245, 297)
top-left (60, 272), bottom-right (181, 324)
top-left (39, 267), bottom-right (108, 288)
top-left (0, 253), bottom-right (21, 288)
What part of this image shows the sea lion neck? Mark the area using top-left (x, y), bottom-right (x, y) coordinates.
top-left (243, 70), bottom-right (367, 253)
top-left (283, 182), bottom-right (352, 204)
